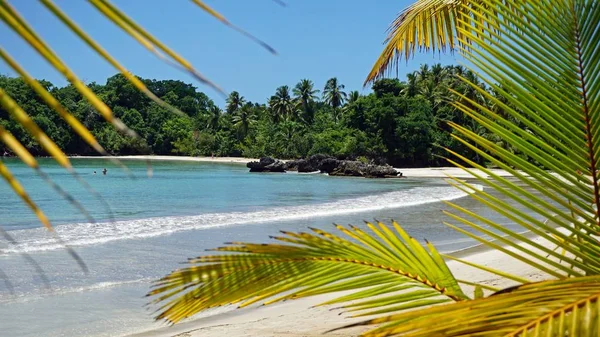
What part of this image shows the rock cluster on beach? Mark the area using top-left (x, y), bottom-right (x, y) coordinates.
top-left (247, 157), bottom-right (286, 172)
top-left (247, 155), bottom-right (403, 178)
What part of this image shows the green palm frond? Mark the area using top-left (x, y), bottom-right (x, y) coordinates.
top-left (148, 0), bottom-right (600, 334)
top-left (340, 276), bottom-right (600, 336)
top-left (365, 0), bottom-right (527, 85)
top-left (148, 221), bottom-right (469, 323)
top-left (437, 0), bottom-right (600, 281)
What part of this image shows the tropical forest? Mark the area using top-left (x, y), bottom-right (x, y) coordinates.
top-left (1, 64), bottom-right (501, 167)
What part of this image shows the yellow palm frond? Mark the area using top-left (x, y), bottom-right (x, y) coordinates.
top-left (364, 0), bottom-right (526, 85)
top-left (0, 0), bottom-right (275, 253)
top-left (340, 276), bottom-right (600, 336)
top-left (149, 221), bottom-right (470, 323)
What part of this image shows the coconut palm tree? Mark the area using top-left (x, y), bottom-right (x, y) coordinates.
top-left (150, 1), bottom-right (600, 335)
top-left (292, 79), bottom-right (319, 124)
top-left (430, 63), bottom-right (448, 85)
top-left (342, 90), bottom-right (361, 118)
top-left (269, 85), bottom-right (298, 122)
top-left (322, 77), bottom-right (347, 109)
top-left (274, 120), bottom-right (302, 159)
top-left (231, 104), bottom-right (256, 139)
top-left (346, 90), bottom-right (360, 105)
top-left (225, 91), bottom-right (245, 115)
top-left (206, 105), bottom-right (221, 131)
top-left (416, 63), bottom-right (430, 83)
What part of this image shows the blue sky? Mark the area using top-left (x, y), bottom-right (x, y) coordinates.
top-left (0, 0), bottom-right (460, 107)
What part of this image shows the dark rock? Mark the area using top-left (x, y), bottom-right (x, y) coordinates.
top-left (247, 156), bottom-right (286, 173)
top-left (265, 160), bottom-right (286, 172)
top-left (318, 158), bottom-right (340, 173)
top-left (308, 154), bottom-right (334, 167)
top-left (329, 160), bottom-right (367, 176)
top-left (284, 159), bottom-right (301, 171)
top-left (247, 161), bottom-right (268, 172)
top-left (365, 164), bottom-right (400, 178)
top-left (297, 159), bottom-right (318, 173)
top-left (325, 160), bottom-right (402, 178)
top-left (258, 154), bottom-right (401, 178)
top-left (294, 154), bottom-right (336, 173)
top-left (259, 156), bottom-right (276, 166)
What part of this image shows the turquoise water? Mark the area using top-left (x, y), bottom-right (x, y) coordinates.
top-left (0, 158), bottom-right (521, 337)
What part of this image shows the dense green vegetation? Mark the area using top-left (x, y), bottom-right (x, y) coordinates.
top-left (0, 64), bottom-right (510, 167)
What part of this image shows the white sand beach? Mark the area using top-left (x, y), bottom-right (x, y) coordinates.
top-left (130, 232), bottom-right (552, 337)
top-left (71, 155), bottom-right (512, 179)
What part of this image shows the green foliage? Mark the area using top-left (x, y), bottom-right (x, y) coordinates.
top-left (0, 69), bottom-right (495, 166)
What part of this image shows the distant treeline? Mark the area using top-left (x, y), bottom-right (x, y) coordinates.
top-left (0, 64), bottom-right (524, 167)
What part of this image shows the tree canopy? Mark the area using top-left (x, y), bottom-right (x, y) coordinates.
top-left (0, 64), bottom-right (513, 167)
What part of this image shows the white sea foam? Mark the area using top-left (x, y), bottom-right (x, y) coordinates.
top-left (2, 184), bottom-right (482, 255)
top-left (0, 278), bottom-right (152, 304)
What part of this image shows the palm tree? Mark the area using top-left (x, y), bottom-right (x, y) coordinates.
top-left (429, 63), bottom-right (448, 85)
top-left (342, 90), bottom-right (360, 118)
top-left (292, 79), bottom-right (319, 124)
top-left (346, 90), bottom-right (360, 105)
top-left (231, 104), bottom-right (256, 139)
top-left (323, 77), bottom-right (347, 124)
top-left (150, 1), bottom-right (600, 335)
top-left (274, 121), bottom-right (302, 159)
top-left (225, 91), bottom-right (245, 115)
top-left (418, 79), bottom-right (447, 110)
top-left (269, 85), bottom-right (298, 122)
top-left (205, 105), bottom-right (221, 131)
top-left (322, 77), bottom-right (347, 109)
top-left (416, 63), bottom-right (430, 83)
top-left (402, 72), bottom-right (419, 97)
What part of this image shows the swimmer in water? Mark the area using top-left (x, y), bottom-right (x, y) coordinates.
top-left (102, 168), bottom-right (107, 175)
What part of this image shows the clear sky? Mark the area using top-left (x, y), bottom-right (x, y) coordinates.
top-left (0, 0), bottom-right (461, 107)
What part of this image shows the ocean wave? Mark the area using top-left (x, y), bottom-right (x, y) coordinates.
top-left (2, 184), bottom-right (482, 255)
top-left (0, 278), bottom-right (152, 304)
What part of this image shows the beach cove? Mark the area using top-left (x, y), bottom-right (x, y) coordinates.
top-left (0, 157), bottom-right (545, 337)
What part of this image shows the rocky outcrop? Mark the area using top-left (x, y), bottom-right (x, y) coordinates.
top-left (327, 160), bottom-right (364, 177)
top-left (247, 157), bottom-right (286, 172)
top-left (284, 159), bottom-right (302, 171)
top-left (317, 158), bottom-right (339, 173)
top-left (296, 159), bottom-right (316, 173)
top-left (327, 160), bottom-right (401, 178)
top-left (248, 155), bottom-right (402, 178)
top-left (296, 154), bottom-right (336, 173)
top-left (364, 164), bottom-right (399, 178)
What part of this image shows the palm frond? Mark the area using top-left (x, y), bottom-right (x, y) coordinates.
top-left (148, 221), bottom-right (469, 323)
top-left (39, 0), bottom-right (185, 118)
top-left (0, 87), bottom-right (70, 169)
top-left (340, 276), bottom-right (600, 336)
top-left (365, 0), bottom-right (527, 85)
top-left (0, 46), bottom-right (108, 156)
top-left (189, 0), bottom-right (276, 55)
top-left (0, 0), bottom-right (275, 254)
top-left (0, 159), bottom-right (52, 230)
top-left (431, 0), bottom-right (600, 281)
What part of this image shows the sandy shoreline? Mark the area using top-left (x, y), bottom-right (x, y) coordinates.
top-left (70, 155), bottom-right (511, 179)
